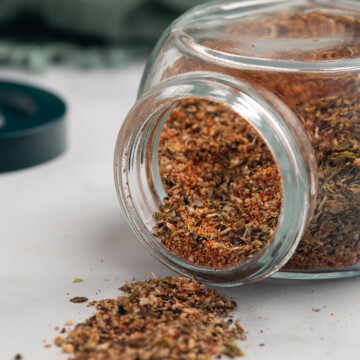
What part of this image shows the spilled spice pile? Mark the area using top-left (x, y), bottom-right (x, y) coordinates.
top-left (154, 98), bottom-right (282, 268)
top-left (55, 276), bottom-right (246, 359)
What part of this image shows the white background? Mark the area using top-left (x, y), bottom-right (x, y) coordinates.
top-left (0, 61), bottom-right (359, 360)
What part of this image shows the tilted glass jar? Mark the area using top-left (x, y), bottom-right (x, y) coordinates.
top-left (114, 0), bottom-right (360, 286)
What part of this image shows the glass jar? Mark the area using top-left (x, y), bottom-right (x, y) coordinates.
top-left (114, 0), bottom-right (360, 286)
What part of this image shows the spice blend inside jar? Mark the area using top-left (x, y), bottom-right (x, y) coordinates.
top-left (283, 80), bottom-right (360, 270)
top-left (153, 10), bottom-right (360, 271)
top-left (154, 99), bottom-right (282, 268)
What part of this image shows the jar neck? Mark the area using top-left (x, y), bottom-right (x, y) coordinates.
top-left (114, 71), bottom-right (317, 286)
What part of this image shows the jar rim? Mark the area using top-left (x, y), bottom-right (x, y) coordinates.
top-left (175, 30), bottom-right (360, 73)
top-left (172, 0), bottom-right (360, 73)
top-left (114, 72), bottom-right (317, 286)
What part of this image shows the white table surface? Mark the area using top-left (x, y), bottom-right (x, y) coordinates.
top-left (0, 62), bottom-right (359, 360)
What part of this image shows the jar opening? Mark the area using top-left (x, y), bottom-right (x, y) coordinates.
top-left (152, 97), bottom-right (283, 270)
top-left (115, 73), bottom-right (314, 285)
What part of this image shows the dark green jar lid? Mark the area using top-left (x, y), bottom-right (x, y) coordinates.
top-left (0, 81), bottom-right (66, 172)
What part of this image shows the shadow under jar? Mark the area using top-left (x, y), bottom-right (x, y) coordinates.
top-left (115, 0), bottom-right (360, 286)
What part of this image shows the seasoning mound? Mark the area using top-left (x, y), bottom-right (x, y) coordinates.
top-left (154, 99), bottom-right (282, 268)
top-left (55, 276), bottom-right (246, 359)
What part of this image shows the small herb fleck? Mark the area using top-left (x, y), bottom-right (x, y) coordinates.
top-left (69, 297), bottom-right (88, 303)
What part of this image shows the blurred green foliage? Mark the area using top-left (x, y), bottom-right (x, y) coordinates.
top-left (0, 0), bottom-right (210, 71)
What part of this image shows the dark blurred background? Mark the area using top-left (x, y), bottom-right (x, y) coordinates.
top-left (0, 0), bottom-right (210, 72)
